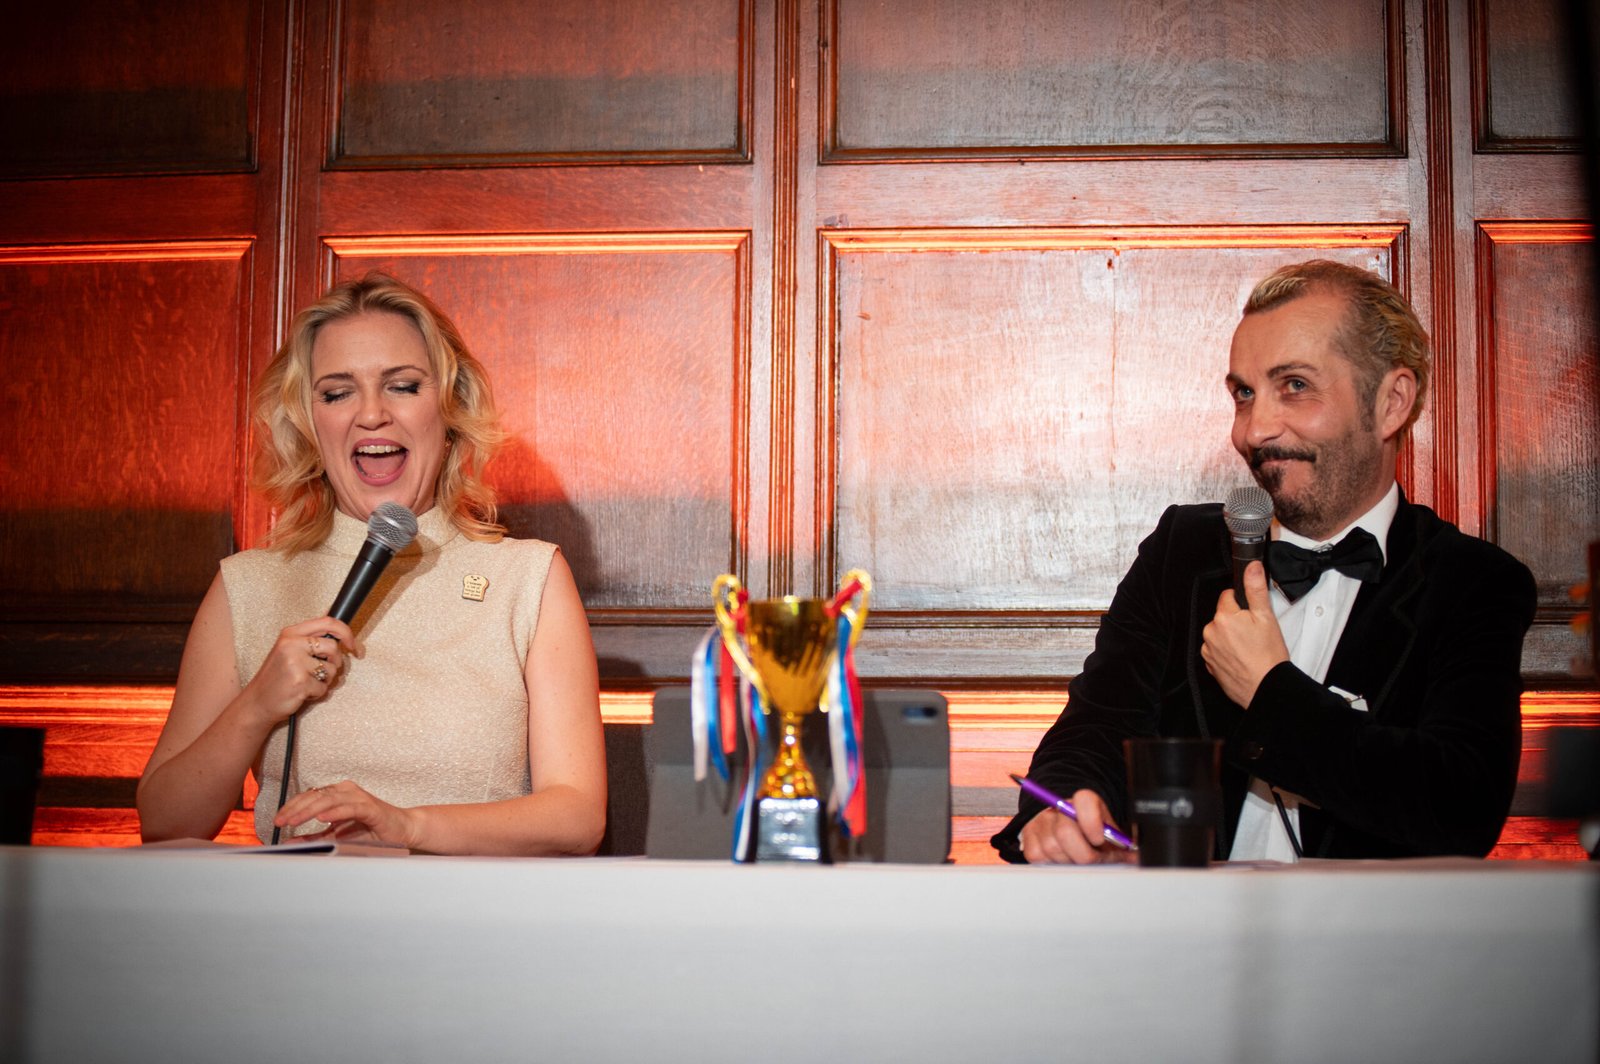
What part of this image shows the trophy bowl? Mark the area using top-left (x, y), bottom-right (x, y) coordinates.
top-left (744, 596), bottom-right (837, 802)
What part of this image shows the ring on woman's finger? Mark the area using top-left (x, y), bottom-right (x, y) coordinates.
top-left (307, 639), bottom-right (321, 656)
top-left (312, 664), bottom-right (329, 683)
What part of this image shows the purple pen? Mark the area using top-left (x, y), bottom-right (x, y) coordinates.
top-left (1010, 773), bottom-right (1137, 851)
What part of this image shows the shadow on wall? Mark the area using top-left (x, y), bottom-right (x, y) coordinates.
top-left (493, 438), bottom-right (644, 681)
top-left (494, 436), bottom-right (602, 591)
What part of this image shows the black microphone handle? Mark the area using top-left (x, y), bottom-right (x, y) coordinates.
top-left (327, 537), bottom-right (398, 625)
top-left (1231, 535), bottom-right (1268, 608)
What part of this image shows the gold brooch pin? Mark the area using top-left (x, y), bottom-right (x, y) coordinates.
top-left (462, 574), bottom-right (489, 602)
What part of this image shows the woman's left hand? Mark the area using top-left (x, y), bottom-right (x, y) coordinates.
top-left (273, 780), bottom-right (419, 849)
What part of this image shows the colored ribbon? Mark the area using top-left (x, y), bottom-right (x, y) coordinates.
top-left (826, 612), bottom-right (867, 838)
top-left (731, 678), bottom-right (767, 862)
top-left (718, 643), bottom-right (738, 757)
top-left (690, 629), bottom-right (714, 783)
top-left (690, 629), bottom-right (733, 783)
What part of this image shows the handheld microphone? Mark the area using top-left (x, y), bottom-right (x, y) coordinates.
top-left (1223, 486), bottom-right (1273, 608)
top-left (328, 502), bottom-right (420, 623)
top-left (270, 502), bottom-right (418, 843)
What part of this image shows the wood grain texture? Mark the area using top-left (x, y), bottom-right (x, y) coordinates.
top-left (813, 158), bottom-right (1418, 229)
top-left (0, 0), bottom-right (1591, 696)
top-left (1477, 227), bottom-right (1600, 607)
top-left (823, 230), bottom-right (1396, 611)
top-left (327, 236), bottom-right (747, 610)
top-left (1425, 0), bottom-right (1458, 522)
top-left (1470, 154), bottom-right (1588, 219)
top-left (315, 167), bottom-right (758, 234)
top-left (333, 0), bottom-right (748, 165)
top-left (0, 248), bottom-right (248, 604)
top-left (0, 176), bottom-right (261, 245)
top-left (825, 0), bottom-right (1398, 159)
top-left (768, 0), bottom-right (802, 595)
top-left (0, 0), bottom-right (256, 177)
top-left (1473, 0), bottom-right (1576, 149)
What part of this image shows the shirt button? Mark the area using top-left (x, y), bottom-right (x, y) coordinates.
top-left (1244, 742), bottom-right (1266, 760)
top-left (1314, 605), bottom-right (1325, 617)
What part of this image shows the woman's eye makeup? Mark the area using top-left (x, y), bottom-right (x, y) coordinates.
top-left (315, 377), bottom-right (427, 403)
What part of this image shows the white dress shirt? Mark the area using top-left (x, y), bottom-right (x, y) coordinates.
top-left (1227, 482), bottom-right (1400, 862)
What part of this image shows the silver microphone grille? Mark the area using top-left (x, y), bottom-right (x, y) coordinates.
top-left (367, 502), bottom-right (419, 553)
top-left (1223, 485), bottom-right (1273, 538)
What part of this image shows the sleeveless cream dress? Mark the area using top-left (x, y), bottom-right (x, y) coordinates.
top-left (221, 507), bottom-right (556, 842)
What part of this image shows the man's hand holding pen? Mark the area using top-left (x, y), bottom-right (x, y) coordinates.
top-left (1017, 782), bottom-right (1136, 865)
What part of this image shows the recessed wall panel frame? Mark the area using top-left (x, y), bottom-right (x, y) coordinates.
top-left (324, 0), bottom-right (757, 170)
top-left (312, 233), bottom-right (753, 667)
top-left (820, 0), bottom-right (1407, 164)
top-left (817, 224), bottom-right (1407, 680)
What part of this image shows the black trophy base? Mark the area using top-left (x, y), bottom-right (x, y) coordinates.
top-left (755, 797), bottom-right (827, 862)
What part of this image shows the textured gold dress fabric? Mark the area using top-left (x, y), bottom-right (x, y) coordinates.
top-left (221, 507), bottom-right (556, 842)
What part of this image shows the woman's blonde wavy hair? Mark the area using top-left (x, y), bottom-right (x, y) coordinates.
top-left (253, 273), bottom-right (507, 553)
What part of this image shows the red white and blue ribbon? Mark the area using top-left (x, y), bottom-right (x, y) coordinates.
top-left (691, 624), bottom-right (770, 861)
top-left (730, 677), bottom-right (768, 862)
top-left (825, 611), bottom-right (867, 838)
top-left (689, 629), bottom-right (731, 782)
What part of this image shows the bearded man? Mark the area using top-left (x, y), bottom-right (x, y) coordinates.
top-left (993, 260), bottom-right (1536, 864)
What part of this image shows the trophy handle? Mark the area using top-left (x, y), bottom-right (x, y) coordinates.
top-left (836, 568), bottom-right (872, 648)
top-left (711, 573), bottom-right (761, 692)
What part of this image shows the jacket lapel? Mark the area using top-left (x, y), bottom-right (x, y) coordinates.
top-left (1323, 499), bottom-right (1425, 719)
top-left (1184, 528), bottom-right (1242, 857)
top-left (1186, 563), bottom-right (1234, 735)
top-left (1182, 517), bottom-right (1235, 730)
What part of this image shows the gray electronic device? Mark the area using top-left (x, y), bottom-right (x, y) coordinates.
top-left (644, 687), bottom-right (952, 864)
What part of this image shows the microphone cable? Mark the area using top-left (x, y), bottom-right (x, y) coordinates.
top-left (269, 502), bottom-right (417, 843)
top-left (1272, 788), bottom-right (1306, 859)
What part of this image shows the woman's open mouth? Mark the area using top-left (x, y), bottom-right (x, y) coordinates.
top-left (352, 442), bottom-right (408, 485)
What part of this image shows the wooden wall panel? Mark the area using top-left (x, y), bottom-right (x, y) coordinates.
top-left (0, 0), bottom-right (257, 177)
top-left (333, 0), bottom-right (750, 166)
top-left (1477, 226), bottom-right (1599, 622)
top-left (825, 0), bottom-right (1400, 160)
top-left (326, 235), bottom-right (748, 612)
top-left (0, 246), bottom-right (248, 599)
top-left (0, 0), bottom-right (1594, 859)
top-left (12, 684), bottom-right (1594, 859)
top-left (0, 246), bottom-right (249, 680)
top-left (821, 228), bottom-right (1398, 676)
top-left (1473, 0), bottom-right (1576, 150)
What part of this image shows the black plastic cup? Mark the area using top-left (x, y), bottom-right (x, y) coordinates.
top-left (1124, 738), bottom-right (1221, 868)
top-left (0, 726), bottom-right (46, 845)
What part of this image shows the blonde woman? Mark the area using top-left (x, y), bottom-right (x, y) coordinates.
top-left (138, 274), bottom-right (604, 855)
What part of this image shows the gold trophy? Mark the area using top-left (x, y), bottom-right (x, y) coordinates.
top-left (713, 570), bottom-right (871, 862)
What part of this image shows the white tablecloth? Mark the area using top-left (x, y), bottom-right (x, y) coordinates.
top-left (2, 847), bottom-right (1595, 1063)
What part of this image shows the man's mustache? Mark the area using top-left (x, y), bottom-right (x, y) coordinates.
top-left (1249, 445), bottom-right (1316, 469)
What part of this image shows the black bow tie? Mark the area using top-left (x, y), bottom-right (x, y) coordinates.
top-left (1266, 527), bottom-right (1384, 602)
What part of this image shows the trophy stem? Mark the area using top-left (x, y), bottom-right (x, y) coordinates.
top-left (760, 711), bottom-right (817, 799)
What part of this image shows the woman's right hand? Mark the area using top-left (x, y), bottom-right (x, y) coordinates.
top-left (140, 575), bottom-right (363, 843)
top-left (242, 617), bottom-right (357, 726)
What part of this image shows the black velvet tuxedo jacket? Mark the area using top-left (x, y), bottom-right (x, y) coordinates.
top-left (992, 494), bottom-right (1536, 862)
